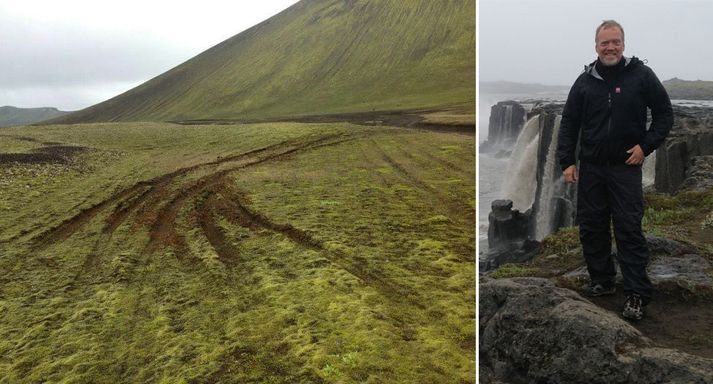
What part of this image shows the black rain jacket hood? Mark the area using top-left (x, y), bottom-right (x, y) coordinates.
top-left (557, 56), bottom-right (673, 169)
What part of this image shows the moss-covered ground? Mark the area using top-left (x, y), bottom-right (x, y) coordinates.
top-left (0, 122), bottom-right (475, 383)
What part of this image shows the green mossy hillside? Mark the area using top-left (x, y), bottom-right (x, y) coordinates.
top-left (49, 0), bottom-right (475, 124)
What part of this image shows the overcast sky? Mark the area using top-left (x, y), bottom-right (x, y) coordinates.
top-left (0, 0), bottom-right (298, 110)
top-left (480, 0), bottom-right (713, 86)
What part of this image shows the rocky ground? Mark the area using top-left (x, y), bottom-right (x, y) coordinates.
top-left (480, 277), bottom-right (713, 384)
top-left (480, 233), bottom-right (713, 384)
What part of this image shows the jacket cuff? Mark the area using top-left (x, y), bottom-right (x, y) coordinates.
top-left (640, 143), bottom-right (653, 156)
top-left (560, 161), bottom-right (576, 172)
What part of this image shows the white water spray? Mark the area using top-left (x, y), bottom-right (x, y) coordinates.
top-left (535, 116), bottom-right (563, 240)
top-left (643, 150), bottom-right (657, 187)
top-left (501, 115), bottom-right (540, 211)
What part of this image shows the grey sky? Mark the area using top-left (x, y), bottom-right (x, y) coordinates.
top-left (0, 0), bottom-right (298, 110)
top-left (479, 0), bottom-right (713, 85)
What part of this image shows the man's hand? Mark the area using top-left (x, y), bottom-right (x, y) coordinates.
top-left (563, 165), bottom-right (577, 184)
top-left (625, 144), bottom-right (645, 165)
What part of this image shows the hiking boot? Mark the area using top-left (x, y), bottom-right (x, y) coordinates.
top-left (622, 293), bottom-right (644, 321)
top-left (585, 283), bottom-right (616, 297)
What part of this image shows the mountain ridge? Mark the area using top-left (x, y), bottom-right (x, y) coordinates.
top-left (662, 77), bottom-right (713, 100)
top-left (0, 106), bottom-right (70, 127)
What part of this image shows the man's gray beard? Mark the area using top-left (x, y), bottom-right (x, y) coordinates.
top-left (600, 57), bottom-right (620, 66)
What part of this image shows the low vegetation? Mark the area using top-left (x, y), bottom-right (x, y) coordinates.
top-left (643, 191), bottom-right (713, 256)
top-left (0, 121), bottom-right (475, 383)
top-left (490, 190), bottom-right (713, 281)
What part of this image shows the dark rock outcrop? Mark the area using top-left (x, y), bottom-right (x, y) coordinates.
top-left (679, 155), bottom-right (713, 191)
top-left (480, 277), bottom-right (713, 384)
top-left (488, 200), bottom-right (530, 247)
top-left (481, 200), bottom-right (538, 271)
top-left (480, 101), bottom-right (526, 152)
top-left (655, 105), bottom-right (713, 193)
top-left (646, 234), bottom-right (697, 257)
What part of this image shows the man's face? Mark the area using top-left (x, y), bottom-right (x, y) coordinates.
top-left (595, 27), bottom-right (625, 66)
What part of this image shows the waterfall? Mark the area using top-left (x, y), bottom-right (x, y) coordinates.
top-left (643, 150), bottom-right (657, 187)
top-left (535, 116), bottom-right (563, 240)
top-left (501, 115), bottom-right (540, 211)
top-left (487, 99), bottom-right (665, 262)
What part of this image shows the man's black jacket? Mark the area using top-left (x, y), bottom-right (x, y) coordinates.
top-left (557, 56), bottom-right (673, 170)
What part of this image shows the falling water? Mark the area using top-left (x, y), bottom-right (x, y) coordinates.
top-left (535, 116), bottom-right (563, 240)
top-left (502, 105), bottom-right (513, 146)
top-left (501, 115), bottom-right (540, 211)
top-left (643, 150), bottom-right (657, 187)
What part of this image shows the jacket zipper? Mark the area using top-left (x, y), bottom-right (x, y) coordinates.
top-left (607, 92), bottom-right (611, 166)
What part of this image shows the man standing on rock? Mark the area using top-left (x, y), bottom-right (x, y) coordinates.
top-left (556, 20), bottom-right (673, 320)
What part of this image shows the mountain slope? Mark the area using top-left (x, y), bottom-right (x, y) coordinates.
top-left (51, 0), bottom-right (475, 124)
top-left (0, 106), bottom-right (70, 127)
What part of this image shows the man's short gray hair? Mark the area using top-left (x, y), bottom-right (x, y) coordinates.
top-left (595, 20), bottom-right (625, 43)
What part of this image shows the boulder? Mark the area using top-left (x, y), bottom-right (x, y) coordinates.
top-left (479, 277), bottom-right (713, 384)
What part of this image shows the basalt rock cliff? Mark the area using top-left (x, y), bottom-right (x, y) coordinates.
top-left (656, 105), bottom-right (713, 193)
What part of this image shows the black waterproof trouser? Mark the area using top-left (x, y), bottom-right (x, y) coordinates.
top-left (577, 162), bottom-right (653, 303)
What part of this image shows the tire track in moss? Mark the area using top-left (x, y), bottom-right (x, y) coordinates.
top-left (197, 182), bottom-right (429, 346)
top-left (31, 133), bottom-right (355, 253)
top-left (372, 139), bottom-right (438, 194)
top-left (143, 134), bottom-right (357, 255)
top-left (399, 134), bottom-right (474, 176)
top-left (195, 188), bottom-right (242, 267)
top-left (370, 138), bottom-right (474, 225)
top-left (30, 140), bottom-right (295, 249)
top-left (30, 133), bottom-right (361, 298)
top-left (64, 185), bottom-right (154, 291)
top-left (206, 180), bottom-right (428, 312)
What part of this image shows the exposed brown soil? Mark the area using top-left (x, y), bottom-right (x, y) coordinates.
top-left (195, 189), bottom-right (243, 267)
top-left (171, 108), bottom-right (475, 135)
top-left (0, 145), bottom-right (86, 165)
top-left (31, 132), bottom-right (382, 292)
top-left (588, 289), bottom-right (713, 359)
